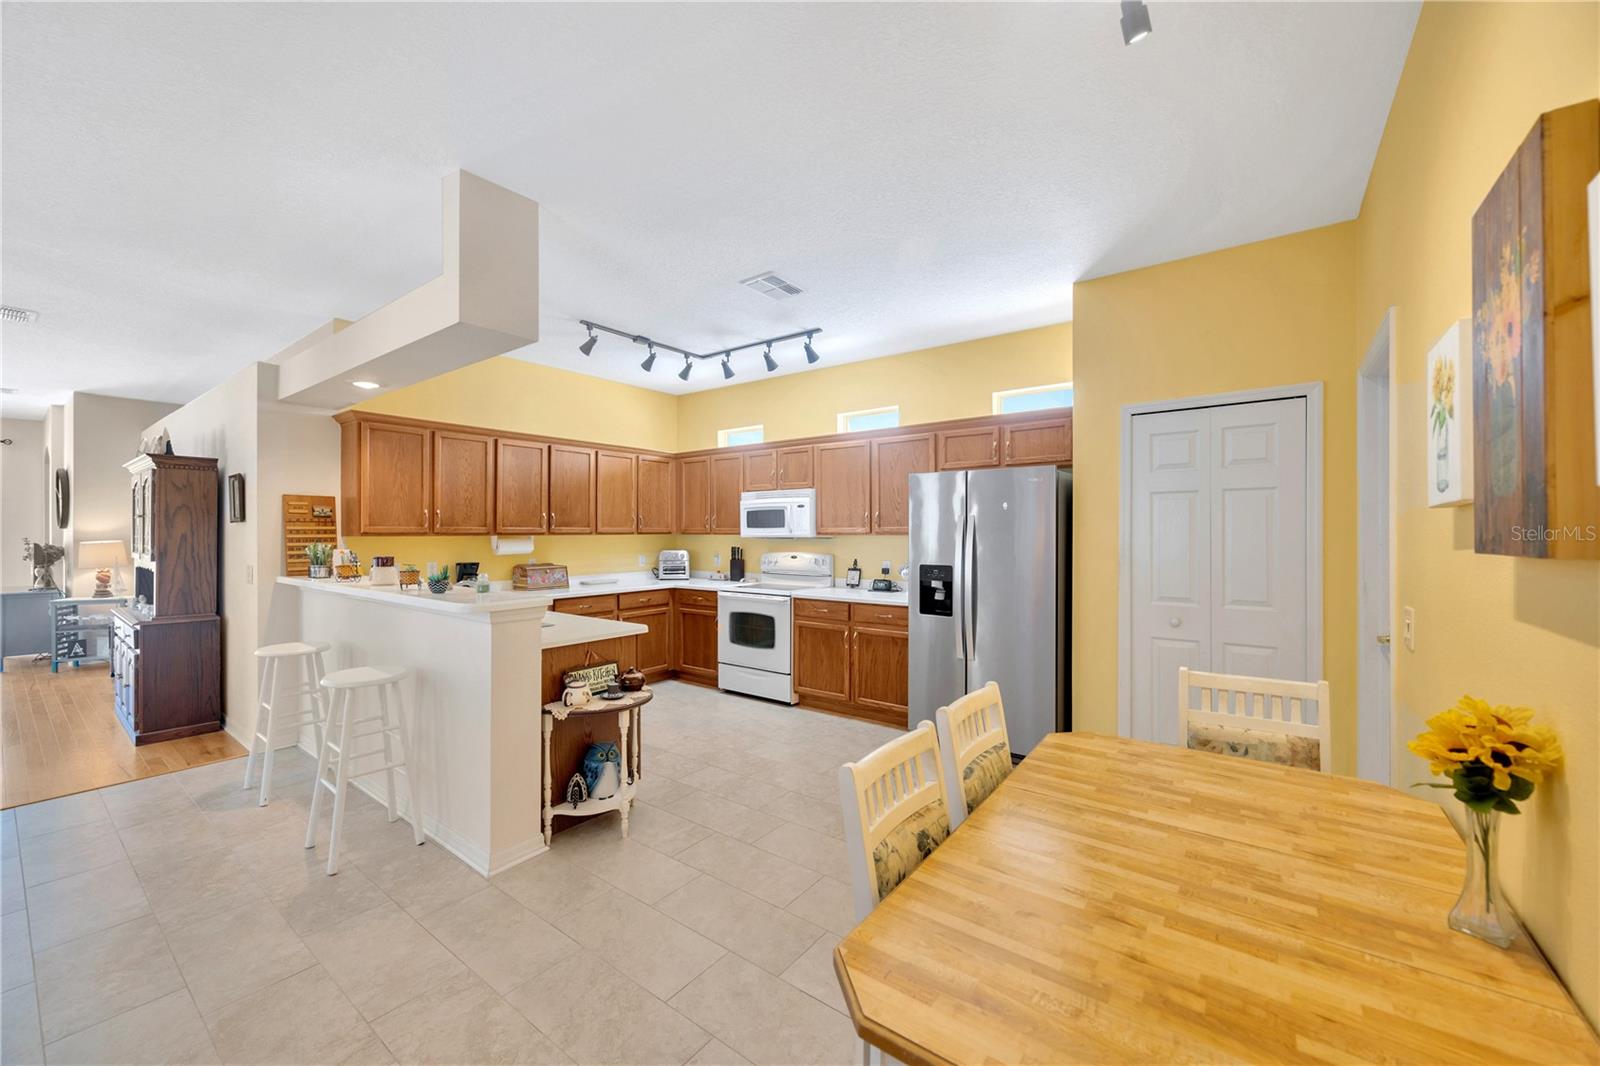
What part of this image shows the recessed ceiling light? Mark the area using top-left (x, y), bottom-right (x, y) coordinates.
top-left (350, 380), bottom-right (382, 390)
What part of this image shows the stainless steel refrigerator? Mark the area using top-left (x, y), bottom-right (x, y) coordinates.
top-left (908, 466), bottom-right (1069, 756)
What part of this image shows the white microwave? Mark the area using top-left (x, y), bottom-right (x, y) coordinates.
top-left (739, 490), bottom-right (817, 539)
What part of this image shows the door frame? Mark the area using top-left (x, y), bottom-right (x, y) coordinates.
top-left (1116, 381), bottom-right (1325, 739)
top-left (1357, 310), bottom-right (1397, 784)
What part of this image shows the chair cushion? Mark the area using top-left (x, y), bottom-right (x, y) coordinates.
top-left (871, 798), bottom-right (950, 901)
top-left (961, 740), bottom-right (1012, 814)
top-left (1187, 721), bottom-right (1321, 771)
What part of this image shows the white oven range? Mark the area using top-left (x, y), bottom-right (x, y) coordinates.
top-left (717, 551), bottom-right (834, 703)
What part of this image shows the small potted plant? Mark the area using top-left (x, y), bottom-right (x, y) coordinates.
top-left (426, 564), bottom-right (452, 595)
top-left (1409, 696), bottom-right (1563, 947)
top-left (305, 542), bottom-right (333, 579)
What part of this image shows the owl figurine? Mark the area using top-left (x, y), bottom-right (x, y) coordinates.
top-left (582, 742), bottom-right (621, 800)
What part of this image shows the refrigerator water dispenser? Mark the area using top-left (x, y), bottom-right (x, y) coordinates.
top-left (918, 564), bottom-right (954, 617)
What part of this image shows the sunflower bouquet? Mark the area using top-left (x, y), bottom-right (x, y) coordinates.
top-left (1409, 696), bottom-right (1563, 947)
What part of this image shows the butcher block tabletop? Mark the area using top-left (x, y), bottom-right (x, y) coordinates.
top-left (833, 732), bottom-right (1599, 1065)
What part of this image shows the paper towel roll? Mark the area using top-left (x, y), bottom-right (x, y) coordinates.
top-left (490, 536), bottom-right (534, 556)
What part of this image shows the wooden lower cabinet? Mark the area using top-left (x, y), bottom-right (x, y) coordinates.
top-left (672, 592), bottom-right (719, 683)
top-left (619, 591), bottom-right (672, 681)
top-left (793, 619), bottom-right (851, 703)
top-left (552, 594), bottom-right (618, 620)
top-left (791, 600), bottom-right (908, 726)
top-left (850, 624), bottom-right (910, 720)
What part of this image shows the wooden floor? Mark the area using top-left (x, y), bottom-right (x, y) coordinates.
top-left (0, 655), bottom-right (245, 809)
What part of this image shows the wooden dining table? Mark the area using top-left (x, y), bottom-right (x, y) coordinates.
top-left (833, 732), bottom-right (1600, 1065)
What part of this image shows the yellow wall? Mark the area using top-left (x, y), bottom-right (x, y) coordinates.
top-left (347, 325), bottom-right (1070, 579)
top-left (674, 323), bottom-right (1072, 451)
top-left (1073, 1), bottom-right (1598, 1023)
top-left (1072, 223), bottom-right (1360, 760)
top-left (1353, 0), bottom-right (1599, 1022)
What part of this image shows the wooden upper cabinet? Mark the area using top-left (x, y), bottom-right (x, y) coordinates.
top-left (815, 441), bottom-right (872, 535)
top-left (677, 456), bottom-right (710, 533)
top-left (360, 421), bottom-right (431, 534)
top-left (636, 455), bottom-right (674, 534)
top-left (1003, 413), bottom-right (1072, 466)
top-left (495, 439), bottom-right (547, 534)
top-left (432, 430), bottom-right (495, 534)
top-left (871, 433), bottom-right (934, 534)
top-left (709, 455), bottom-right (743, 534)
top-left (937, 425), bottom-right (1001, 470)
top-left (548, 445), bottom-right (596, 534)
top-left (742, 449), bottom-right (778, 492)
top-left (595, 450), bottom-right (638, 534)
top-left (776, 445), bottom-right (814, 489)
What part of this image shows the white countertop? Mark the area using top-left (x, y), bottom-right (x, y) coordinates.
top-left (548, 572), bottom-right (909, 607)
top-left (540, 611), bottom-right (648, 649)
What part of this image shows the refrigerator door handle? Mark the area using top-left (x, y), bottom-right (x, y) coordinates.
top-left (954, 506), bottom-right (969, 662)
top-left (966, 509), bottom-right (979, 658)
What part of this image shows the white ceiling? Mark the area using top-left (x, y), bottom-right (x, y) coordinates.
top-left (0, 2), bottom-right (1418, 419)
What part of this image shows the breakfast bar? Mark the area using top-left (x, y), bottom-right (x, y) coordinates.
top-left (270, 576), bottom-right (644, 874)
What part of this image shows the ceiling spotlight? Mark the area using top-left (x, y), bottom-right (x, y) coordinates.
top-left (1120, 0), bottom-right (1151, 45)
top-left (721, 354), bottom-right (735, 380)
top-left (678, 357), bottom-right (693, 382)
top-left (578, 325), bottom-right (598, 357)
top-left (640, 344), bottom-right (657, 372)
top-left (350, 380), bottom-right (382, 390)
top-left (804, 337), bottom-right (821, 365)
top-left (763, 344), bottom-right (778, 373)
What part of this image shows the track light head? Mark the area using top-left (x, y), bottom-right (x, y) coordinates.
top-left (578, 325), bottom-right (598, 356)
top-left (1120, 0), bottom-right (1151, 45)
top-left (804, 337), bottom-right (820, 365)
top-left (721, 354), bottom-right (735, 380)
top-left (763, 344), bottom-right (778, 373)
top-left (678, 357), bottom-right (693, 382)
top-left (640, 344), bottom-right (656, 372)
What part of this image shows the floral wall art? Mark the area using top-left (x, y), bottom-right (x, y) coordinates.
top-left (1427, 320), bottom-right (1472, 507)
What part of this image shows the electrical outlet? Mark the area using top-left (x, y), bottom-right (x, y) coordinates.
top-left (637, 554), bottom-right (647, 567)
top-left (245, 564), bottom-right (254, 585)
top-left (1402, 606), bottom-right (1415, 651)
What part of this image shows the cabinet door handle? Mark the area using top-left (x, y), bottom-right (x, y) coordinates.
top-left (435, 509), bottom-right (440, 526)
top-left (862, 510), bottom-right (868, 529)
top-left (1006, 439), bottom-right (1012, 461)
top-left (992, 438), bottom-right (998, 460)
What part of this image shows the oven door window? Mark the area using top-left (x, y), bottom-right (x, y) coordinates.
top-left (743, 506), bottom-right (788, 531)
top-left (728, 610), bottom-right (778, 649)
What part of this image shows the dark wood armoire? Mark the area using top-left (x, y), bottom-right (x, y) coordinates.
top-left (110, 453), bottom-right (223, 744)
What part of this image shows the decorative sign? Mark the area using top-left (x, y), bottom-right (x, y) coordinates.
top-left (562, 661), bottom-right (619, 695)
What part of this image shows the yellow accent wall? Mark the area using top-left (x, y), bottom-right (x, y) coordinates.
top-left (674, 323), bottom-right (1071, 451)
top-left (345, 326), bottom-right (1070, 580)
top-left (1072, 223), bottom-right (1361, 757)
top-left (1354, 0), bottom-right (1598, 1022)
top-left (1073, 2), bottom-right (1598, 1023)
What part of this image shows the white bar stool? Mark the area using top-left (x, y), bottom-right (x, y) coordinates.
top-left (305, 665), bottom-right (423, 874)
top-left (244, 641), bottom-right (331, 806)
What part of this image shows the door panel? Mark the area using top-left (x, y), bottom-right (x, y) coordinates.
top-left (621, 605), bottom-right (672, 678)
top-left (636, 455), bottom-right (674, 533)
top-left (743, 450), bottom-right (777, 491)
top-left (675, 606), bottom-right (719, 680)
top-left (776, 446), bottom-right (814, 489)
top-left (495, 439), bottom-right (547, 534)
top-left (871, 434), bottom-right (935, 534)
top-left (709, 455), bottom-right (743, 534)
top-left (432, 431), bottom-right (494, 534)
top-left (908, 472), bottom-right (966, 729)
top-left (1003, 414), bottom-right (1072, 465)
top-left (794, 620), bottom-right (850, 703)
top-left (595, 450), bottom-right (638, 534)
top-left (360, 423), bottom-right (430, 533)
top-left (678, 457), bottom-right (710, 533)
top-left (548, 445), bottom-right (596, 534)
top-left (815, 441), bottom-right (871, 534)
top-left (851, 624), bottom-right (909, 720)
top-left (937, 427), bottom-right (1001, 470)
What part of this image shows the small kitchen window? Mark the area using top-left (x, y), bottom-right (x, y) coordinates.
top-left (837, 405), bottom-right (900, 433)
top-left (993, 382), bottom-right (1073, 414)
top-left (718, 425), bottom-right (764, 447)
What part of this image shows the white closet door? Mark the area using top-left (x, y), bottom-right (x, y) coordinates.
top-left (1129, 407), bottom-right (1211, 746)
top-left (1129, 397), bottom-right (1311, 745)
top-left (1210, 397), bottom-right (1308, 682)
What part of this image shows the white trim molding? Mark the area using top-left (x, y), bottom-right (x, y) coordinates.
top-left (1116, 381), bottom-right (1325, 740)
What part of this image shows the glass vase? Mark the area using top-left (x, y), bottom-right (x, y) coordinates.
top-left (1435, 436), bottom-right (1450, 494)
top-left (1449, 809), bottom-right (1519, 948)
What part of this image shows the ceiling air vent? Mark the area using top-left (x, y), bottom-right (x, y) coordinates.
top-left (739, 272), bottom-right (803, 300)
top-left (0, 306), bottom-right (39, 324)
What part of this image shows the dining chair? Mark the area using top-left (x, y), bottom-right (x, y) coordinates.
top-left (839, 721), bottom-right (952, 923)
top-left (934, 681), bottom-right (1011, 830)
top-left (1178, 667), bottom-right (1332, 773)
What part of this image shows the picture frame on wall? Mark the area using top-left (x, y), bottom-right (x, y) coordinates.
top-left (1426, 320), bottom-right (1473, 507)
top-left (227, 473), bottom-right (246, 523)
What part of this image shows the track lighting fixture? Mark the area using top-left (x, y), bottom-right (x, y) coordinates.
top-left (1120, 0), bottom-right (1151, 45)
top-left (577, 319), bottom-right (823, 379)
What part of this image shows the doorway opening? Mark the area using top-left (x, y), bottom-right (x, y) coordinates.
top-left (1356, 310), bottom-right (1396, 785)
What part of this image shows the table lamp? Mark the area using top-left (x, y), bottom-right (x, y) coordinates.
top-left (78, 540), bottom-right (129, 598)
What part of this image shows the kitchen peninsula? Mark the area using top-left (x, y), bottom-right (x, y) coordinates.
top-left (272, 576), bottom-right (645, 874)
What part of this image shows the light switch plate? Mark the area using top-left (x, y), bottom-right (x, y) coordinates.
top-left (1402, 606), bottom-right (1415, 651)
top-left (245, 564), bottom-right (255, 585)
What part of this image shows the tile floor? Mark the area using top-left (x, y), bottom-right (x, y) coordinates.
top-left (0, 681), bottom-right (897, 1065)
